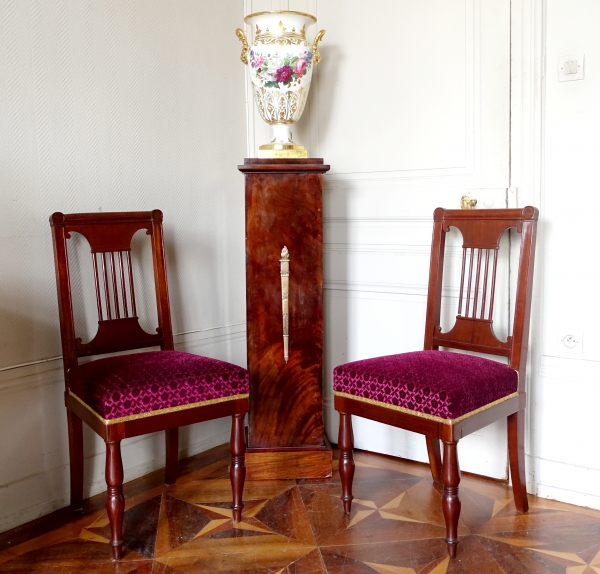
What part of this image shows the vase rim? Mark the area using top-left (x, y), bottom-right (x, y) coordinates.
top-left (244, 10), bottom-right (317, 24)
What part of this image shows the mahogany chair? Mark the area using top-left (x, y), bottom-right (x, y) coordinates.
top-left (334, 207), bottom-right (538, 558)
top-left (50, 210), bottom-right (249, 561)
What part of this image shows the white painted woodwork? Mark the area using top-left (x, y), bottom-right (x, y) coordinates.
top-left (529, 0), bottom-right (600, 509)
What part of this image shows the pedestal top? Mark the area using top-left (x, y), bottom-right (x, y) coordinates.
top-left (238, 158), bottom-right (330, 174)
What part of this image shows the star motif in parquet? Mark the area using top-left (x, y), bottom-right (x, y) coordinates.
top-left (1, 449), bottom-right (600, 573)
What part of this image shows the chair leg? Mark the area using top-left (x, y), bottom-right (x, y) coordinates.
top-left (442, 440), bottom-right (461, 558)
top-left (508, 410), bottom-right (529, 513)
top-left (338, 412), bottom-right (355, 513)
top-left (67, 410), bottom-right (84, 511)
top-left (105, 441), bottom-right (124, 561)
top-left (230, 413), bottom-right (246, 523)
top-left (426, 436), bottom-right (442, 482)
top-left (165, 427), bottom-right (179, 486)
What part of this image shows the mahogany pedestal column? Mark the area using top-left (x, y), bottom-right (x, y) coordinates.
top-left (238, 158), bottom-right (332, 479)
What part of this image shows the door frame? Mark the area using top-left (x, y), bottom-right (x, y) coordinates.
top-left (509, 0), bottom-right (546, 491)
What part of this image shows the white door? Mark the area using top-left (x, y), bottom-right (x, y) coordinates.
top-left (245, 0), bottom-right (513, 478)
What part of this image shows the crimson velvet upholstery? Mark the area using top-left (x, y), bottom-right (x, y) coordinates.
top-left (69, 351), bottom-right (250, 423)
top-left (333, 351), bottom-right (518, 422)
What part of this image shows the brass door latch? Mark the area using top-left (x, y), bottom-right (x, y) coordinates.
top-left (460, 195), bottom-right (477, 210)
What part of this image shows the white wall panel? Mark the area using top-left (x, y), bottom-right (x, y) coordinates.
top-left (315, 0), bottom-right (469, 175)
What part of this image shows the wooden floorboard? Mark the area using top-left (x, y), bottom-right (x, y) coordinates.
top-left (1, 444), bottom-right (599, 573)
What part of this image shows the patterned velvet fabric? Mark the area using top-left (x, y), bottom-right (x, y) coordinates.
top-left (69, 351), bottom-right (249, 421)
top-left (333, 350), bottom-right (517, 421)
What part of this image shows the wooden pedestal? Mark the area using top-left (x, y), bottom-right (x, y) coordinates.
top-left (238, 158), bottom-right (332, 479)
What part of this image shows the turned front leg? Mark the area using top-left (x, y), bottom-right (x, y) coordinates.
top-left (338, 412), bottom-right (355, 513)
top-left (230, 413), bottom-right (246, 523)
top-left (105, 441), bottom-right (124, 561)
top-left (442, 440), bottom-right (461, 558)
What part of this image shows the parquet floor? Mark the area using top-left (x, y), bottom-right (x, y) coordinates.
top-left (1, 445), bottom-right (600, 573)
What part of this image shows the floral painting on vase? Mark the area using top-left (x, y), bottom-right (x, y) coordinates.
top-left (249, 49), bottom-right (314, 90)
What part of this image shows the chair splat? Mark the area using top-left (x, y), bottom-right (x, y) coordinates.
top-left (91, 250), bottom-right (137, 322)
top-left (458, 247), bottom-right (499, 321)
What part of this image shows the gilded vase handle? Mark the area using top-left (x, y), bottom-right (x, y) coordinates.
top-left (312, 29), bottom-right (326, 65)
top-left (236, 28), bottom-right (249, 65)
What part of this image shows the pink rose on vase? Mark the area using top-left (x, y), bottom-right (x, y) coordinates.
top-left (255, 55), bottom-right (266, 68)
top-left (275, 65), bottom-right (293, 83)
top-left (295, 58), bottom-right (307, 74)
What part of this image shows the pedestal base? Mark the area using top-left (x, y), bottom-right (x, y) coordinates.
top-left (246, 443), bottom-right (332, 480)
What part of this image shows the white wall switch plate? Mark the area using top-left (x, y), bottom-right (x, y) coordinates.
top-left (558, 54), bottom-right (584, 82)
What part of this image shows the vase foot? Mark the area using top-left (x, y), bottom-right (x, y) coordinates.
top-left (258, 143), bottom-right (308, 158)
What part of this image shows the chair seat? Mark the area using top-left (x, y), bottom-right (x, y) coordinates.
top-left (333, 350), bottom-right (518, 423)
top-left (69, 351), bottom-right (249, 423)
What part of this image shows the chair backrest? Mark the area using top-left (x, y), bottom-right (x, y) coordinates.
top-left (50, 210), bottom-right (174, 377)
top-left (424, 207), bottom-right (538, 385)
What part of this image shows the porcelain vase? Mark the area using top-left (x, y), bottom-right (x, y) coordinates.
top-left (237, 11), bottom-right (324, 158)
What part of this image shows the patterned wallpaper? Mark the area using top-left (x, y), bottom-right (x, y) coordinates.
top-left (0, 0), bottom-right (247, 368)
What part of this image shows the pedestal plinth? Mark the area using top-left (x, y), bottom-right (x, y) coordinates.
top-left (238, 158), bottom-right (332, 479)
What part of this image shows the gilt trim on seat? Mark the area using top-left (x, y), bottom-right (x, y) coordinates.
top-left (333, 390), bottom-right (519, 425)
top-left (69, 390), bottom-right (250, 425)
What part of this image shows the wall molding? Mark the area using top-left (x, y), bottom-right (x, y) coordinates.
top-left (0, 360), bottom-right (64, 396)
top-left (325, 244), bottom-right (432, 256)
top-left (324, 216), bottom-right (434, 224)
top-left (324, 280), bottom-right (462, 299)
top-left (0, 324), bottom-right (247, 397)
top-left (324, 244), bottom-right (465, 259)
top-left (173, 323), bottom-right (247, 350)
top-left (325, 280), bottom-right (428, 297)
top-left (538, 354), bottom-right (600, 381)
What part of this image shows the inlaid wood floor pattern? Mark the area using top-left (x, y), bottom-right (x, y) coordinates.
top-left (1, 446), bottom-right (600, 573)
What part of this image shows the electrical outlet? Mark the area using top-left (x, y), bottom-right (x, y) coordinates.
top-left (559, 332), bottom-right (583, 354)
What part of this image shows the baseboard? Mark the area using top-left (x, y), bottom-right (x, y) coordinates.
top-left (526, 454), bottom-right (600, 510)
